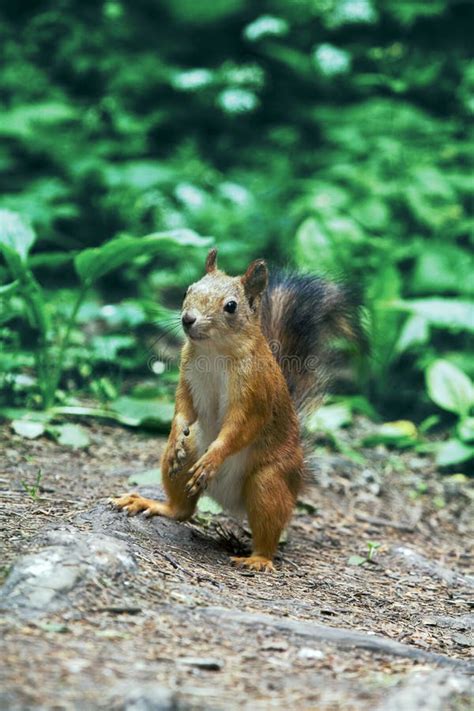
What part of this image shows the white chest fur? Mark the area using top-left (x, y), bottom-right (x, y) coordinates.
top-left (185, 356), bottom-right (248, 516)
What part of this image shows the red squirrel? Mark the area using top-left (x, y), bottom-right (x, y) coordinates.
top-left (112, 249), bottom-right (360, 571)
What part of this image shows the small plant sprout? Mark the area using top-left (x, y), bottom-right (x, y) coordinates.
top-left (348, 540), bottom-right (381, 566)
top-left (366, 540), bottom-right (381, 562)
top-left (20, 469), bottom-right (43, 500)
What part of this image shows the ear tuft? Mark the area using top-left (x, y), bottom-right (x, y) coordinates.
top-left (205, 248), bottom-right (218, 274)
top-left (241, 259), bottom-right (268, 299)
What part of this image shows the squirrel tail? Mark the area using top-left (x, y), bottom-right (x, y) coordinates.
top-left (261, 270), bottom-right (364, 414)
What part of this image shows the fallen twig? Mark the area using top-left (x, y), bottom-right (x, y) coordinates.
top-left (355, 512), bottom-right (416, 532)
top-left (89, 606), bottom-right (142, 615)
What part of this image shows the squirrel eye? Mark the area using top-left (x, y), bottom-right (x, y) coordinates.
top-left (224, 300), bottom-right (237, 314)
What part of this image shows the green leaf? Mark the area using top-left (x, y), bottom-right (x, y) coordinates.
top-left (0, 102), bottom-right (76, 139)
top-left (90, 335), bottom-right (136, 361)
top-left (419, 415), bottom-right (441, 434)
top-left (295, 217), bottom-right (336, 274)
top-left (458, 417), bottom-right (474, 443)
top-left (163, 0), bottom-right (246, 24)
top-left (363, 420), bottom-right (418, 448)
top-left (12, 420), bottom-right (45, 439)
top-left (411, 244), bottom-right (474, 296)
top-left (348, 555), bottom-right (367, 566)
top-left (0, 210), bottom-right (37, 267)
top-left (0, 408), bottom-right (52, 422)
top-left (197, 496), bottom-right (222, 514)
top-left (74, 231), bottom-right (212, 284)
top-left (112, 397), bottom-right (174, 429)
top-left (0, 408), bottom-right (33, 421)
top-left (342, 396), bottom-right (379, 420)
top-left (306, 403), bottom-right (352, 433)
top-left (51, 405), bottom-right (124, 420)
top-left (127, 468), bottom-right (161, 486)
top-left (29, 252), bottom-right (76, 270)
top-left (51, 424), bottom-right (90, 448)
top-left (0, 280), bottom-right (20, 296)
top-left (426, 360), bottom-right (474, 417)
top-left (396, 314), bottom-right (429, 353)
top-left (392, 299), bottom-right (474, 334)
top-left (351, 198), bottom-right (389, 231)
top-left (436, 439), bottom-right (474, 467)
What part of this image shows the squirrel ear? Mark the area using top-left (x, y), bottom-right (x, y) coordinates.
top-left (205, 248), bottom-right (218, 274)
top-left (241, 259), bottom-right (268, 299)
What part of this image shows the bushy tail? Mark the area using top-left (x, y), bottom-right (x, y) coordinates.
top-left (261, 271), bottom-right (364, 413)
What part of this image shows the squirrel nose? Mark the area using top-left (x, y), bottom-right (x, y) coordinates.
top-left (182, 311), bottom-right (197, 329)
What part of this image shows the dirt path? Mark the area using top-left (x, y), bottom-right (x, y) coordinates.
top-left (1, 421), bottom-right (473, 710)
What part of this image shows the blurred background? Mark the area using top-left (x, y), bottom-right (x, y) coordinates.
top-left (0, 0), bottom-right (473, 467)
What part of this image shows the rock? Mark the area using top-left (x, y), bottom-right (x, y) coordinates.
top-left (113, 684), bottom-right (177, 711)
top-left (76, 499), bottom-right (198, 550)
top-left (199, 606), bottom-right (473, 672)
top-left (0, 529), bottom-right (135, 615)
top-left (375, 670), bottom-right (472, 711)
top-left (452, 633), bottom-right (473, 648)
top-left (427, 614), bottom-right (474, 631)
top-left (390, 546), bottom-right (474, 587)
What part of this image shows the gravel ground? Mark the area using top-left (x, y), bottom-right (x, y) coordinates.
top-left (0, 420), bottom-right (473, 710)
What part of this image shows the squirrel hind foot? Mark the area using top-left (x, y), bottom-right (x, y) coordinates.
top-left (230, 555), bottom-right (275, 573)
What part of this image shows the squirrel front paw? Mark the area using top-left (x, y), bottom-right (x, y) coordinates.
top-left (167, 425), bottom-right (191, 477)
top-left (184, 449), bottom-right (220, 497)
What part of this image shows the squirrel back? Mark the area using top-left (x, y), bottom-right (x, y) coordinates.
top-left (261, 270), bottom-right (363, 413)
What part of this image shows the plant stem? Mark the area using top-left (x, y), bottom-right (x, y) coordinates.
top-left (19, 271), bottom-right (51, 408)
top-left (45, 285), bottom-right (88, 408)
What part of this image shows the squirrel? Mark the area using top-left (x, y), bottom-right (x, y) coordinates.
top-left (112, 248), bottom-right (360, 572)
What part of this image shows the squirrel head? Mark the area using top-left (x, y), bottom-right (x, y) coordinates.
top-left (181, 248), bottom-right (268, 347)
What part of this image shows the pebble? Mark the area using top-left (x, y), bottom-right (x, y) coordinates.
top-left (297, 647), bottom-right (325, 660)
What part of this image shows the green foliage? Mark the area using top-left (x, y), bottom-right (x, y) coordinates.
top-left (426, 360), bottom-right (474, 418)
top-left (0, 0), bottom-right (473, 464)
top-left (75, 231), bottom-right (210, 285)
top-left (20, 469), bottom-right (43, 500)
top-left (426, 360), bottom-right (474, 467)
top-left (0, 210), bottom-right (210, 410)
top-left (128, 468), bottom-right (161, 486)
top-left (348, 540), bottom-right (381, 567)
top-left (51, 423), bottom-right (91, 449)
top-left (362, 420), bottom-right (419, 449)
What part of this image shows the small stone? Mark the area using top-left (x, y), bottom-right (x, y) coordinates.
top-left (119, 684), bottom-right (176, 711)
top-left (5, 448), bottom-right (21, 462)
top-left (297, 647), bottom-right (325, 661)
top-left (452, 633), bottom-right (473, 647)
top-left (63, 658), bottom-right (90, 674)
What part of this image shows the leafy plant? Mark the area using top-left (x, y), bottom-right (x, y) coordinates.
top-left (426, 360), bottom-right (474, 467)
top-left (0, 209), bottom-right (211, 412)
top-left (0, 0), bottom-right (472, 441)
